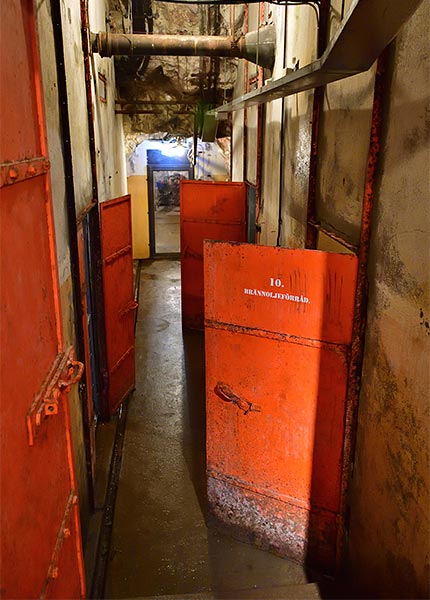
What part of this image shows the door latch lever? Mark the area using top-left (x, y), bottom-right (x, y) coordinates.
top-left (214, 381), bottom-right (261, 415)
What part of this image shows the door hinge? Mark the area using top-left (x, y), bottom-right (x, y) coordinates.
top-left (26, 346), bottom-right (84, 446)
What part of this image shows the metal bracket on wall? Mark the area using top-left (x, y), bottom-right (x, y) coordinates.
top-left (26, 346), bottom-right (84, 446)
top-left (212, 0), bottom-right (423, 114)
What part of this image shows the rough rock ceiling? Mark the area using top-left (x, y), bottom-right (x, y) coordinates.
top-left (109, 0), bottom-right (242, 137)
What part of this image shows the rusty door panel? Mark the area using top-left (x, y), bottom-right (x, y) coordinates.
top-left (100, 195), bottom-right (136, 415)
top-left (180, 180), bottom-right (247, 329)
top-left (0, 2), bottom-right (85, 597)
top-left (77, 222), bottom-right (96, 480)
top-left (204, 241), bottom-right (358, 570)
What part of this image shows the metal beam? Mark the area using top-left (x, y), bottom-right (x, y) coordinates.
top-left (213, 0), bottom-right (423, 114)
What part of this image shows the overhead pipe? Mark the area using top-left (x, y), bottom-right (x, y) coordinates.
top-left (91, 25), bottom-right (276, 70)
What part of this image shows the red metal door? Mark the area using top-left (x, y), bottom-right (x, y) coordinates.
top-left (180, 180), bottom-right (247, 329)
top-left (100, 195), bottom-right (137, 416)
top-left (204, 241), bottom-right (358, 571)
top-left (0, 2), bottom-right (85, 598)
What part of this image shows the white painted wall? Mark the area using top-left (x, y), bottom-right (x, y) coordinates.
top-left (89, 1), bottom-right (127, 202)
top-left (61, 0), bottom-right (94, 214)
top-left (36, 0), bottom-right (71, 287)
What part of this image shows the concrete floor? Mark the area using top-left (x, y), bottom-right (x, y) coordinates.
top-left (103, 259), bottom-right (317, 599)
top-left (155, 208), bottom-right (180, 254)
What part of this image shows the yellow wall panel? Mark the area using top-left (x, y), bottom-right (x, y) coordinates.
top-left (128, 176), bottom-right (150, 259)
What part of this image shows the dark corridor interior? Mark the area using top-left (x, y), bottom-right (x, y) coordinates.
top-left (87, 259), bottom-right (342, 599)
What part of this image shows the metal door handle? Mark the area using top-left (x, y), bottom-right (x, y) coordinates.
top-left (59, 359), bottom-right (84, 391)
top-left (27, 347), bottom-right (84, 445)
top-left (119, 300), bottom-right (138, 317)
top-left (214, 381), bottom-right (261, 415)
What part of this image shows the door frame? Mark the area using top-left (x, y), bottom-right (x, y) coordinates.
top-left (147, 164), bottom-right (193, 258)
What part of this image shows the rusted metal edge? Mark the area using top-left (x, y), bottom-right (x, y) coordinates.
top-left (204, 319), bottom-right (350, 357)
top-left (308, 219), bottom-right (358, 253)
top-left (100, 193), bottom-right (131, 208)
top-left (39, 491), bottom-right (76, 599)
top-left (336, 48), bottom-right (389, 569)
top-left (76, 200), bottom-right (97, 225)
top-left (305, 0), bottom-right (330, 249)
top-left (255, 104), bottom-right (264, 235)
top-left (305, 87), bottom-right (325, 249)
top-left (0, 156), bottom-right (50, 188)
top-left (90, 403), bottom-right (128, 599)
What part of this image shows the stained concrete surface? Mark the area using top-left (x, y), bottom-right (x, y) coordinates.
top-left (155, 209), bottom-right (180, 254)
top-left (104, 259), bottom-right (312, 599)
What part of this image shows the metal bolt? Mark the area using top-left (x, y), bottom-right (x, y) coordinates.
top-left (47, 405), bottom-right (54, 413)
top-left (8, 169), bottom-right (18, 180)
top-left (51, 567), bottom-right (59, 579)
top-left (27, 165), bottom-right (36, 176)
top-left (63, 528), bottom-right (71, 538)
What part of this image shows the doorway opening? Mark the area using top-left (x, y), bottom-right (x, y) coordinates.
top-left (147, 147), bottom-right (193, 257)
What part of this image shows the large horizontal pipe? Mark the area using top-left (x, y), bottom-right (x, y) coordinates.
top-left (91, 26), bottom-right (275, 69)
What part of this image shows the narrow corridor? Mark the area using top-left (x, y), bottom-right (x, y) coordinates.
top-left (102, 259), bottom-right (316, 598)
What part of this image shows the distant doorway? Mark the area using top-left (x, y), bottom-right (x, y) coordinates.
top-left (147, 149), bottom-right (192, 257)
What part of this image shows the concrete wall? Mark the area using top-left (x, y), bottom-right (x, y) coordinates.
top-left (231, 1), bottom-right (429, 596)
top-left (348, 3), bottom-right (430, 596)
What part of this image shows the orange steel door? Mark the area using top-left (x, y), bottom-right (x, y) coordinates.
top-left (180, 180), bottom-right (247, 329)
top-left (0, 1), bottom-right (85, 598)
top-left (204, 241), bottom-right (358, 570)
top-left (100, 195), bottom-right (137, 416)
